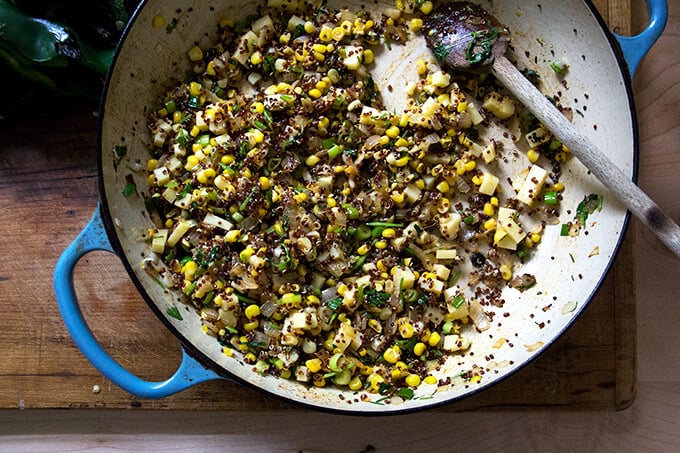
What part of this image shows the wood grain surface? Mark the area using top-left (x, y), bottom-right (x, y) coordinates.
top-left (2, 0), bottom-right (680, 450)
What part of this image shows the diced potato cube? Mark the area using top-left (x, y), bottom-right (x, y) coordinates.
top-left (438, 212), bottom-right (462, 239)
top-left (526, 126), bottom-right (551, 148)
top-left (436, 249), bottom-right (458, 260)
top-left (478, 172), bottom-right (499, 196)
top-left (418, 275), bottom-right (444, 295)
top-left (482, 91), bottom-right (515, 120)
top-left (482, 141), bottom-right (496, 163)
top-left (432, 264), bottom-right (451, 281)
top-left (421, 97), bottom-right (440, 117)
top-left (404, 183), bottom-right (422, 203)
top-left (442, 334), bottom-right (471, 352)
top-left (392, 266), bottom-right (416, 289)
top-left (333, 322), bottom-right (356, 352)
top-left (151, 229), bottom-right (168, 254)
top-left (431, 71), bottom-right (451, 88)
top-left (497, 207), bottom-right (526, 244)
top-left (516, 164), bottom-right (548, 206)
top-left (154, 166), bottom-right (170, 186)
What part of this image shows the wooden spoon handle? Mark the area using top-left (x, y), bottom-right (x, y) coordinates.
top-left (492, 55), bottom-right (680, 258)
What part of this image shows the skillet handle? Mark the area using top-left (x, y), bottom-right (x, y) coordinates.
top-left (614, 0), bottom-right (667, 77)
top-left (54, 205), bottom-right (222, 399)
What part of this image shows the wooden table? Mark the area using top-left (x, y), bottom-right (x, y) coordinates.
top-left (1, 0), bottom-right (680, 449)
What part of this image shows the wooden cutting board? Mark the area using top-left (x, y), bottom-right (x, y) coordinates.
top-left (0, 0), bottom-right (636, 411)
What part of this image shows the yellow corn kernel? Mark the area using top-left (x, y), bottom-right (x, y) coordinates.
top-left (244, 304), bottom-right (260, 320)
top-left (381, 228), bottom-right (396, 239)
top-left (531, 232), bottom-right (542, 244)
top-left (357, 244), bottom-right (370, 255)
top-left (416, 60), bottom-right (427, 76)
top-left (185, 155), bottom-right (200, 171)
top-left (414, 179), bottom-right (425, 190)
top-left (306, 294), bottom-right (320, 306)
top-left (409, 18), bottom-right (423, 32)
top-left (225, 229), bottom-right (241, 243)
top-left (187, 46), bottom-right (203, 62)
top-left (394, 156), bottom-right (410, 167)
top-left (172, 111), bottom-right (183, 124)
top-left (413, 342), bottom-right (426, 356)
top-left (424, 375), bottom-right (437, 385)
top-left (255, 176), bottom-right (270, 191)
top-left (337, 284), bottom-right (349, 297)
top-left (393, 137), bottom-right (408, 148)
top-left (222, 346), bottom-right (234, 357)
top-left (363, 49), bottom-right (374, 65)
top-left (436, 181), bottom-right (450, 193)
top-left (385, 125), bottom-right (400, 139)
top-left (376, 259), bottom-right (387, 272)
top-left (197, 168), bottom-right (216, 184)
top-left (484, 218), bottom-right (497, 231)
top-left (483, 202), bottom-right (495, 217)
top-left (319, 25), bottom-right (333, 42)
top-left (308, 88), bottom-right (322, 99)
top-left (152, 14), bottom-right (166, 28)
top-left (374, 240), bottom-right (388, 250)
top-left (294, 192), bottom-right (308, 203)
top-left (553, 182), bottom-right (565, 192)
top-left (399, 322), bottom-right (414, 338)
top-left (457, 101), bottom-right (468, 113)
top-left (237, 336), bottom-right (249, 351)
top-left (239, 246), bottom-right (254, 262)
top-left (383, 346), bottom-right (400, 364)
top-left (146, 158), bottom-right (158, 172)
top-left (490, 196), bottom-right (499, 206)
top-left (331, 26), bottom-right (346, 41)
top-left (555, 151), bottom-right (567, 162)
top-left (527, 148), bottom-right (540, 163)
top-left (348, 376), bottom-right (363, 391)
top-left (465, 160), bottom-right (477, 172)
top-left (189, 81), bottom-right (202, 96)
top-left (391, 368), bottom-right (404, 380)
top-left (306, 358), bottom-right (322, 373)
top-left (500, 264), bottom-right (513, 280)
top-left (428, 331), bottom-right (441, 347)
top-left (326, 196), bottom-right (337, 208)
top-left (405, 373), bottom-right (421, 387)
top-left (420, 0), bottom-right (433, 14)
top-left (369, 373), bottom-right (385, 391)
top-left (391, 191), bottom-right (405, 203)
top-left (243, 320), bottom-right (259, 331)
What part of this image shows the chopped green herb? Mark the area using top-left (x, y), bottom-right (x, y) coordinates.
top-left (167, 305), bottom-right (183, 320)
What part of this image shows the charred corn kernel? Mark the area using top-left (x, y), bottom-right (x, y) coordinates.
top-left (225, 229), bottom-right (241, 243)
top-left (424, 375), bottom-right (437, 385)
top-left (390, 191), bottom-right (405, 203)
top-left (357, 244), bottom-right (370, 255)
top-left (527, 148), bottom-right (540, 163)
top-left (437, 197), bottom-right (451, 214)
top-left (409, 18), bottom-right (424, 32)
top-left (413, 342), bottom-right (427, 356)
top-left (420, 0), bottom-right (433, 14)
top-left (279, 32), bottom-right (290, 45)
top-left (306, 358), bottom-right (322, 373)
top-left (319, 24), bottom-right (333, 42)
top-left (500, 264), bottom-right (513, 280)
top-left (188, 46), bottom-right (203, 62)
top-left (185, 155), bottom-right (200, 170)
top-left (348, 376), bottom-right (363, 391)
top-left (331, 26), bottom-right (346, 41)
top-left (380, 228), bottom-right (396, 239)
top-left (428, 331), bottom-right (441, 347)
top-left (436, 181), bottom-right (450, 193)
top-left (189, 81), bottom-right (202, 96)
top-left (374, 240), bottom-right (388, 250)
top-left (306, 294), bottom-right (320, 306)
top-left (363, 49), bottom-right (374, 64)
top-left (399, 322), bottom-right (415, 338)
top-left (244, 304), bottom-right (260, 319)
top-left (484, 218), bottom-right (497, 230)
top-left (483, 202), bottom-right (495, 216)
top-left (416, 60), bottom-right (427, 75)
top-left (383, 347), bottom-right (400, 364)
top-left (313, 375), bottom-right (326, 387)
top-left (243, 320), bottom-right (259, 331)
top-left (376, 259), bottom-right (387, 272)
top-left (555, 151), bottom-right (567, 162)
top-left (405, 373), bottom-right (421, 387)
top-left (385, 126), bottom-right (400, 139)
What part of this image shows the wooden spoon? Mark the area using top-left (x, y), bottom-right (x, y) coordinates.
top-left (423, 1), bottom-right (680, 258)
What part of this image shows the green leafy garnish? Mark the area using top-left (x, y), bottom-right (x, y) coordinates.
top-left (166, 306), bottom-right (183, 320)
